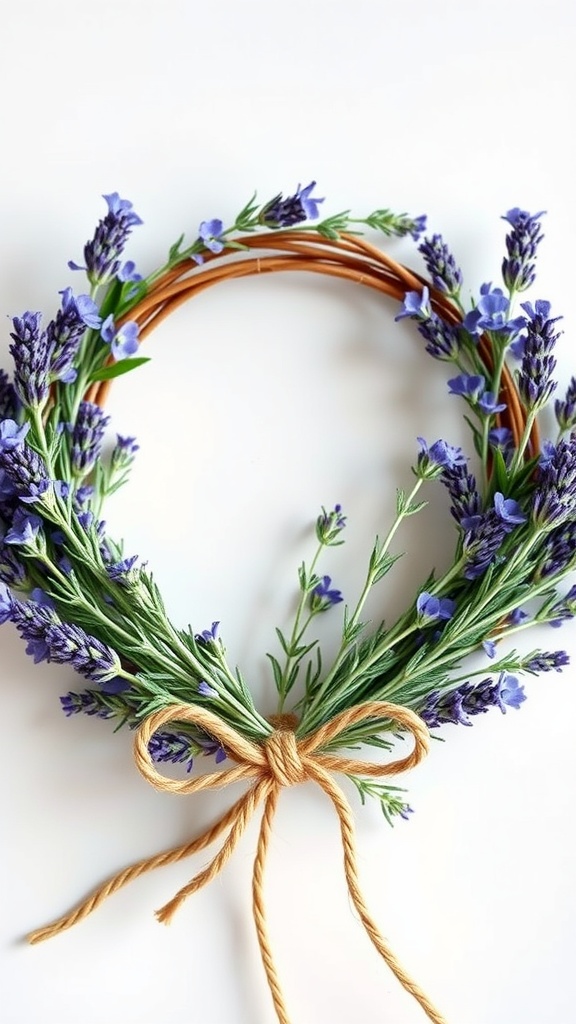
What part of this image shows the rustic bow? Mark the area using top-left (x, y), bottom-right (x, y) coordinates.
top-left (28, 699), bottom-right (446, 1024)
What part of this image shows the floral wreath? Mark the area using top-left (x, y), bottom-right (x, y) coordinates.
top-left (1, 183), bottom-right (575, 1024)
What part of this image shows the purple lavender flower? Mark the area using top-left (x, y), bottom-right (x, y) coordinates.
top-left (539, 520), bottom-right (576, 579)
top-left (420, 671), bottom-right (526, 728)
top-left (0, 419), bottom-right (30, 451)
top-left (198, 737), bottom-right (227, 764)
top-left (523, 650), bottom-right (569, 673)
top-left (501, 208), bottom-right (545, 293)
top-left (532, 435), bottom-right (576, 526)
top-left (71, 402), bottom-right (110, 474)
top-left (106, 555), bottom-right (139, 584)
top-left (0, 370), bottom-right (19, 421)
top-left (463, 284), bottom-right (526, 336)
top-left (148, 731), bottom-right (195, 772)
top-left (440, 461), bottom-right (482, 529)
top-left (462, 510), bottom-right (510, 579)
top-left (555, 377), bottom-right (576, 434)
top-left (516, 300), bottom-right (561, 411)
top-left (100, 315), bottom-right (140, 361)
top-left (261, 181), bottom-right (324, 228)
top-left (316, 504), bottom-right (347, 545)
top-left (4, 508), bottom-right (43, 547)
top-left (0, 443), bottom-right (50, 502)
top-left (10, 595), bottom-right (58, 662)
top-left (198, 680), bottom-right (218, 698)
top-left (0, 542), bottom-right (27, 586)
top-left (416, 591), bottom-right (456, 623)
top-left (549, 584), bottom-right (576, 626)
top-left (418, 234), bottom-right (463, 296)
top-left (45, 620), bottom-right (121, 683)
top-left (9, 311), bottom-right (51, 407)
top-left (69, 192), bottom-right (143, 286)
top-left (111, 434), bottom-right (140, 471)
top-left (416, 438), bottom-right (467, 479)
top-left (420, 317), bottom-right (462, 360)
top-left (195, 620), bottom-right (220, 644)
top-left (0, 580), bottom-right (13, 622)
top-left (60, 690), bottom-right (115, 718)
top-left (46, 288), bottom-right (102, 384)
top-left (395, 286), bottom-right (432, 321)
top-left (310, 575), bottom-right (343, 610)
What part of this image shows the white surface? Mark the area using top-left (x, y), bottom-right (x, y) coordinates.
top-left (1, 2), bottom-right (576, 1022)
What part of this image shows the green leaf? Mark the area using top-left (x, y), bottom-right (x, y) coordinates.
top-left (488, 446), bottom-right (510, 496)
top-left (88, 357), bottom-right (151, 383)
top-left (168, 233), bottom-right (185, 262)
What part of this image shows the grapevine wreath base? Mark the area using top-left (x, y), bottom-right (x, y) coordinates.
top-left (1, 183), bottom-right (575, 1024)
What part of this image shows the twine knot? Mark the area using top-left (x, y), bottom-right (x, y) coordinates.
top-left (27, 700), bottom-right (447, 1024)
top-left (265, 729), bottom-right (306, 786)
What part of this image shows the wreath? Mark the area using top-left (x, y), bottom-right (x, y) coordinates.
top-left (1, 183), bottom-right (574, 1024)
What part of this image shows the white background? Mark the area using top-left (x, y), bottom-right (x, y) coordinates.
top-left (1, 2), bottom-right (576, 1022)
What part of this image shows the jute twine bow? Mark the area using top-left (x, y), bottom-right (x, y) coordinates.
top-left (28, 700), bottom-right (447, 1024)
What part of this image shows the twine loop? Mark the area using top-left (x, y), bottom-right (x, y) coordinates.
top-left (28, 699), bottom-right (447, 1024)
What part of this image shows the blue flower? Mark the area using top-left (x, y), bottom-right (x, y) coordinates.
top-left (493, 492), bottom-right (527, 528)
top-left (101, 315), bottom-right (140, 361)
top-left (99, 675), bottom-right (131, 694)
top-left (482, 639), bottom-right (497, 659)
top-left (395, 286), bottom-right (432, 322)
top-left (198, 219), bottom-right (225, 254)
top-left (59, 288), bottom-right (103, 330)
top-left (496, 673), bottom-right (526, 711)
top-left (310, 575), bottom-right (343, 610)
top-left (0, 419), bottom-right (30, 451)
top-left (198, 680), bottom-right (218, 698)
top-left (447, 374), bottom-right (485, 400)
top-left (488, 427), bottom-right (514, 452)
top-left (416, 437), bottom-right (467, 479)
top-left (416, 591), bottom-right (456, 623)
top-left (463, 284), bottom-right (526, 336)
top-left (477, 391), bottom-right (507, 415)
top-left (117, 260), bottom-right (142, 283)
top-left (196, 620), bottom-right (220, 644)
top-left (4, 509), bottom-right (43, 546)
top-left (508, 607), bottom-right (529, 626)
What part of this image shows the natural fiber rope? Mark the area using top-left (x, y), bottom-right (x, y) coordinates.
top-left (28, 700), bottom-right (447, 1024)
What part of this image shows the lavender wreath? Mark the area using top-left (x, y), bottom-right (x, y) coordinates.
top-left (1, 184), bottom-right (574, 1023)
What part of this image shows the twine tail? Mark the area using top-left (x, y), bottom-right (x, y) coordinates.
top-left (252, 783), bottom-right (292, 1024)
top-left (27, 791), bottom-right (252, 945)
top-left (156, 779), bottom-right (269, 924)
top-left (310, 762), bottom-right (448, 1024)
